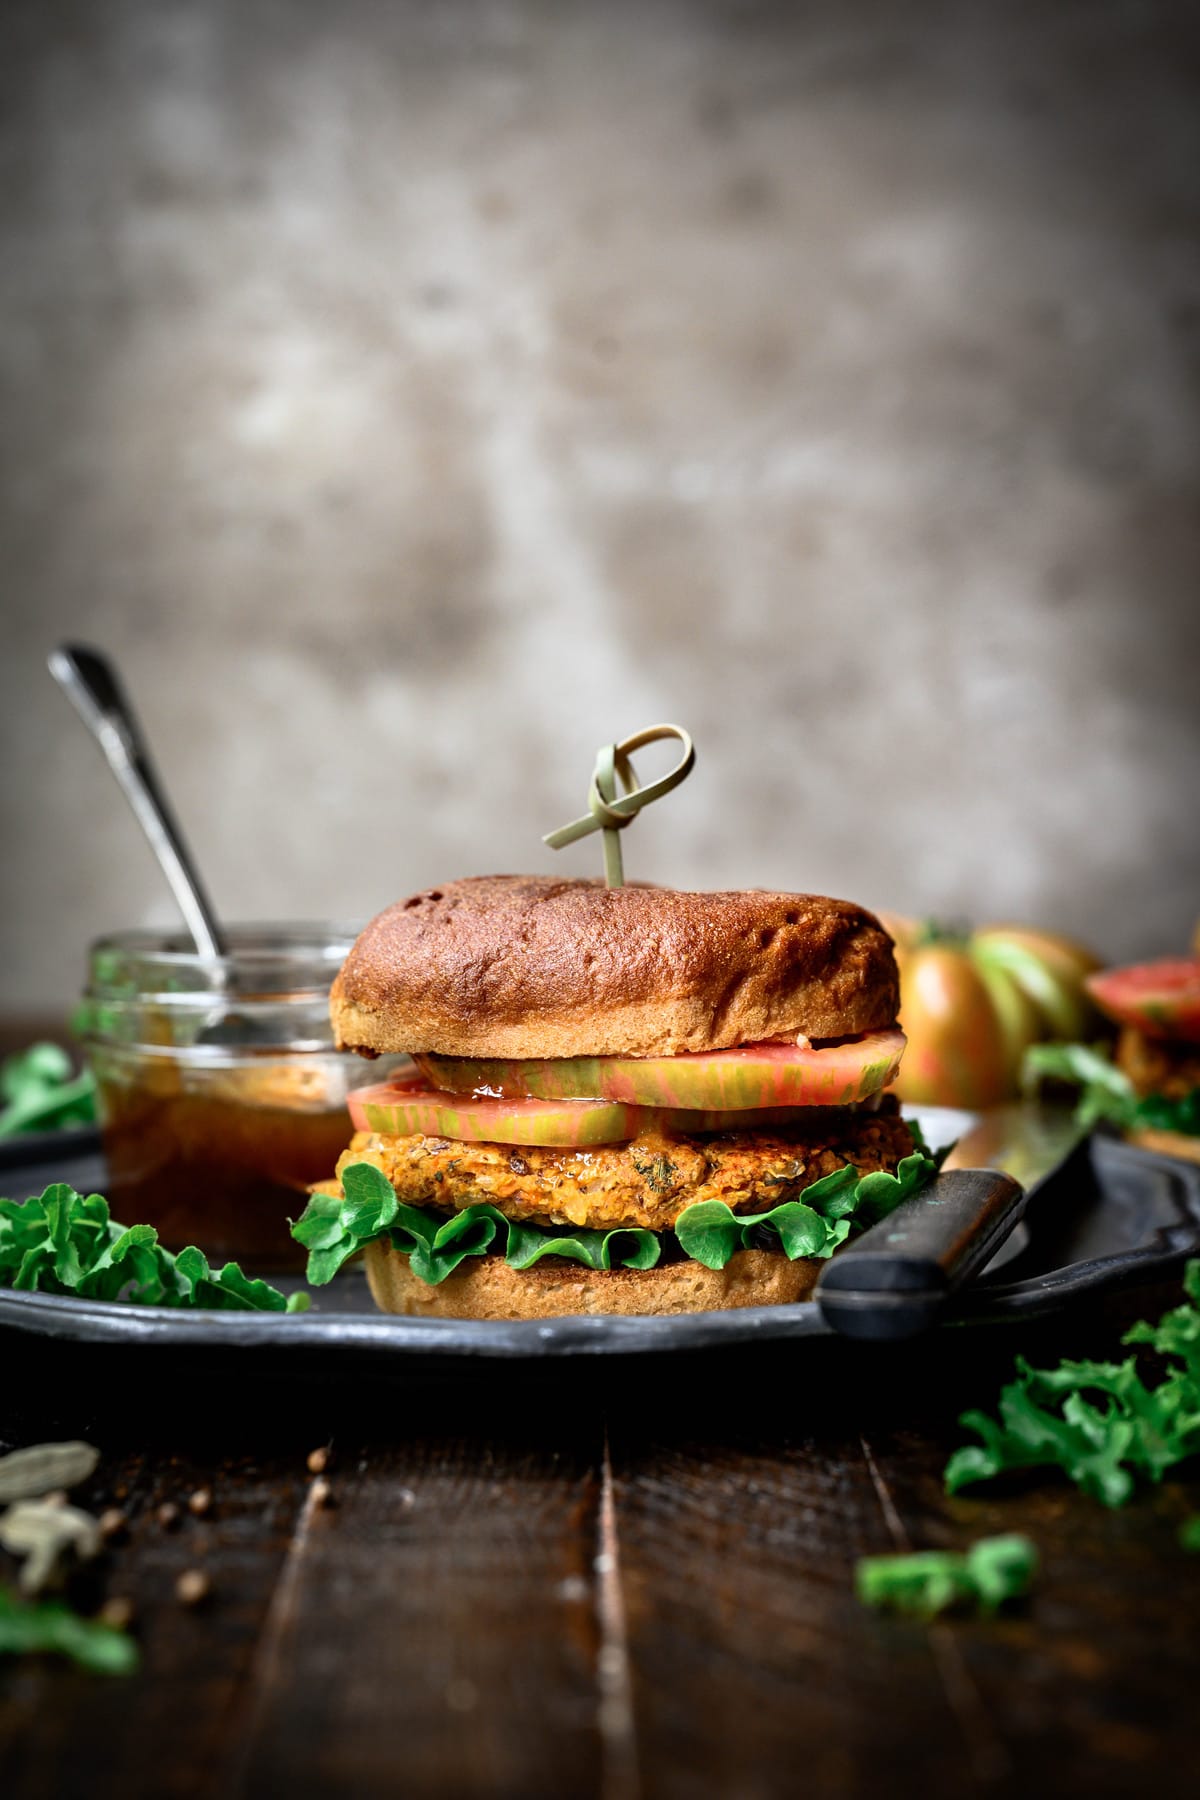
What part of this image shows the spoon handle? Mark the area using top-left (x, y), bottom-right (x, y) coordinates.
top-left (49, 644), bottom-right (226, 962)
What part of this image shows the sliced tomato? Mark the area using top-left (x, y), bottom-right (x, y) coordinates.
top-left (351, 1080), bottom-right (637, 1146)
top-left (411, 1027), bottom-right (904, 1112)
top-left (1085, 958), bottom-right (1200, 1041)
top-left (348, 1076), bottom-right (879, 1148)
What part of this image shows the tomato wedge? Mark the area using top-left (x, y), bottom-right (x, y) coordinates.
top-left (411, 1028), bottom-right (905, 1111)
top-left (1085, 958), bottom-right (1200, 1041)
top-left (348, 1077), bottom-right (876, 1149)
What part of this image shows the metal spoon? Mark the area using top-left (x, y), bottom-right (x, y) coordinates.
top-left (48, 644), bottom-right (226, 963)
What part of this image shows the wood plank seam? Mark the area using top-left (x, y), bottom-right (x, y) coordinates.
top-left (220, 1472), bottom-right (325, 1797)
top-left (858, 1431), bottom-right (1008, 1785)
top-left (597, 1429), bottom-right (640, 1800)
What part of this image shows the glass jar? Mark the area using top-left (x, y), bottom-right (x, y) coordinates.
top-left (78, 924), bottom-right (396, 1270)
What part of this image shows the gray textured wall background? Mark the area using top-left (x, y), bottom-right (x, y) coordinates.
top-left (1, 0), bottom-right (1198, 1008)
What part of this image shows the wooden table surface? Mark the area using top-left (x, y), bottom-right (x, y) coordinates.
top-left (2, 1279), bottom-right (1199, 1800)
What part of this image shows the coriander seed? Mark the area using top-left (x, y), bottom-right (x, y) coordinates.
top-left (99, 1595), bottom-right (136, 1632)
top-left (175, 1568), bottom-right (211, 1607)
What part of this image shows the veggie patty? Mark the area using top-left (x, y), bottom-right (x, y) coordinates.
top-left (335, 1096), bottom-right (915, 1233)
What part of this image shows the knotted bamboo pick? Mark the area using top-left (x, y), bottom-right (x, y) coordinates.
top-left (543, 724), bottom-right (695, 888)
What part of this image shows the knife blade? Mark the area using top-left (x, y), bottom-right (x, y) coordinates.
top-left (814, 1101), bottom-right (1089, 1341)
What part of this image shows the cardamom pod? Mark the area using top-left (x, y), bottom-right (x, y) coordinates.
top-left (0, 1441), bottom-right (100, 1502)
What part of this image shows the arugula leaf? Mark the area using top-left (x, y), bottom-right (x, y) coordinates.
top-left (0, 1185), bottom-right (308, 1313)
top-left (291, 1162), bottom-right (398, 1285)
top-left (0, 1583), bottom-right (138, 1674)
top-left (0, 1044), bottom-right (96, 1139)
top-left (856, 1534), bottom-right (1038, 1619)
top-left (292, 1146), bottom-right (943, 1287)
top-left (945, 1260), bottom-right (1200, 1506)
top-left (1022, 1041), bottom-right (1200, 1138)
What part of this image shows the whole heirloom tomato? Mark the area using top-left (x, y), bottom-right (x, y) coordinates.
top-left (878, 917), bottom-right (1102, 1109)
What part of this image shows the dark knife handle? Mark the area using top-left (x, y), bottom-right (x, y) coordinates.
top-left (814, 1168), bottom-right (1025, 1341)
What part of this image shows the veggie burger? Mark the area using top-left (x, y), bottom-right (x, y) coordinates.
top-left (292, 876), bottom-right (936, 1316)
top-left (1025, 953), bottom-right (1200, 1167)
top-left (1089, 956), bottom-right (1200, 1164)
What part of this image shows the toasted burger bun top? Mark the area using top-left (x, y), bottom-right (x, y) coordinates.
top-left (331, 875), bottom-right (899, 1060)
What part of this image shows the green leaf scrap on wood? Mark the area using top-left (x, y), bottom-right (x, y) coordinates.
top-left (856, 1534), bottom-right (1038, 1619)
top-left (945, 1260), bottom-right (1200, 1507)
top-left (0, 1584), bottom-right (138, 1675)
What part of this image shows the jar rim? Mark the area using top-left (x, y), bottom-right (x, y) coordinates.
top-left (87, 920), bottom-right (362, 968)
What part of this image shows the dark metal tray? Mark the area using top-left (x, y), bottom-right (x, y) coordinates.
top-left (1, 1123), bottom-right (1199, 1361)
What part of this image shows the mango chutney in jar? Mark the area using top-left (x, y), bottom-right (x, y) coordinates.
top-left (79, 925), bottom-right (394, 1271)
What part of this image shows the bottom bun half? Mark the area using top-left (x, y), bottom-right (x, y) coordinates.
top-left (363, 1236), bottom-right (822, 1320)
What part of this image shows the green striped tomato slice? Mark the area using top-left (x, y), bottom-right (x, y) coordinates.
top-left (411, 1028), bottom-right (905, 1112)
top-left (347, 1077), bottom-right (880, 1148)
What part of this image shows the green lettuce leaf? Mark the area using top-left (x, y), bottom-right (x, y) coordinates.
top-left (671, 1151), bottom-right (937, 1271)
top-left (0, 1043), bottom-right (96, 1139)
top-left (293, 1144), bottom-right (943, 1288)
top-left (0, 1184), bottom-right (308, 1313)
top-left (294, 1162), bottom-right (663, 1287)
top-left (945, 1260), bottom-right (1200, 1507)
top-left (1022, 1041), bottom-right (1200, 1138)
top-left (390, 1200), bottom-right (661, 1285)
top-left (1134, 1088), bottom-right (1200, 1136)
top-left (856, 1534), bottom-right (1038, 1619)
top-left (0, 1584), bottom-right (138, 1674)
